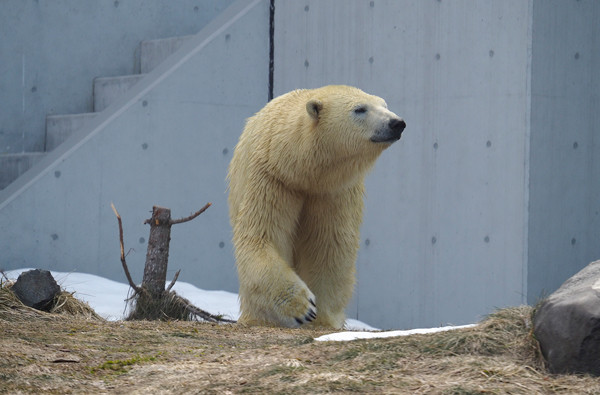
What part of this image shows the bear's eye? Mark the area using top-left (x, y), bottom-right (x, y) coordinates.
top-left (354, 106), bottom-right (367, 115)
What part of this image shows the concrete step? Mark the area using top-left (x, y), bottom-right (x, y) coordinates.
top-left (0, 152), bottom-right (47, 190)
top-left (3, 35), bottom-right (191, 189)
top-left (45, 113), bottom-right (97, 151)
top-left (2, 34), bottom-right (192, 190)
top-left (140, 35), bottom-right (193, 74)
top-left (93, 74), bottom-right (146, 112)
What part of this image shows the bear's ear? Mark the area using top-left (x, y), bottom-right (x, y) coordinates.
top-left (306, 99), bottom-right (323, 121)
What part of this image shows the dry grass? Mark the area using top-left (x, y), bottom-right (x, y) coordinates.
top-left (1, 284), bottom-right (598, 394)
top-left (126, 289), bottom-right (191, 321)
top-left (126, 288), bottom-right (235, 323)
top-left (49, 291), bottom-right (103, 319)
top-left (0, 280), bottom-right (102, 321)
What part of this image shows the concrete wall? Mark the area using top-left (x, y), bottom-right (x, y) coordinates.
top-left (527, 0), bottom-right (600, 303)
top-left (0, 0), bottom-right (269, 292)
top-left (1, 0), bottom-right (598, 330)
top-left (274, 0), bottom-right (532, 329)
top-left (273, 0), bottom-right (600, 329)
top-left (0, 0), bottom-right (234, 154)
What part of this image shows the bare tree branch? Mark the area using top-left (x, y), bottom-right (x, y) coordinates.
top-left (180, 298), bottom-right (236, 323)
top-left (170, 202), bottom-right (212, 225)
top-left (166, 269), bottom-right (181, 292)
top-left (111, 202), bottom-right (141, 294)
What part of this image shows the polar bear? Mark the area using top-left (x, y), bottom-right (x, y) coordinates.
top-left (228, 85), bottom-right (405, 328)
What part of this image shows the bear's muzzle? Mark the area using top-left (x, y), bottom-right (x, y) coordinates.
top-left (371, 118), bottom-right (406, 143)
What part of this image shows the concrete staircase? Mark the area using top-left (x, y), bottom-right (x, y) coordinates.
top-left (0, 35), bottom-right (192, 190)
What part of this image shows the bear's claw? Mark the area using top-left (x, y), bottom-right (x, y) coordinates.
top-left (295, 306), bottom-right (317, 325)
top-left (293, 298), bottom-right (317, 326)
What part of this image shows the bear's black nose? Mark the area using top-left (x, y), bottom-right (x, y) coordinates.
top-left (389, 118), bottom-right (406, 132)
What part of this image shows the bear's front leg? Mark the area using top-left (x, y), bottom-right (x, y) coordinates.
top-left (294, 185), bottom-right (365, 329)
top-left (232, 182), bottom-right (317, 328)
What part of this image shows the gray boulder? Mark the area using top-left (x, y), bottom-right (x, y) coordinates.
top-left (533, 260), bottom-right (600, 375)
top-left (11, 269), bottom-right (61, 311)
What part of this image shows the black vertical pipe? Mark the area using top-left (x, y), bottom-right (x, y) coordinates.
top-left (268, 0), bottom-right (275, 101)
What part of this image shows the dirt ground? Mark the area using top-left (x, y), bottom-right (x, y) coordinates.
top-left (1, 306), bottom-right (600, 394)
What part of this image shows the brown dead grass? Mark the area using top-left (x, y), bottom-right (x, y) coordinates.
top-left (0, 280), bottom-right (102, 322)
top-left (1, 284), bottom-right (599, 394)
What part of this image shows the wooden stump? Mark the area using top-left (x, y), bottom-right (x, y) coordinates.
top-left (112, 202), bottom-right (234, 322)
top-left (142, 206), bottom-right (172, 298)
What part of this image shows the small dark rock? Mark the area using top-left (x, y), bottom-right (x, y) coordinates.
top-left (533, 260), bottom-right (600, 375)
top-left (11, 269), bottom-right (61, 311)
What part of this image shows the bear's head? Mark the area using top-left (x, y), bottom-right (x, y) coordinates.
top-left (253, 85), bottom-right (406, 193)
top-left (304, 85), bottom-right (406, 157)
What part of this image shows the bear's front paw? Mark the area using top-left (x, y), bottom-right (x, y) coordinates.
top-left (294, 298), bottom-right (317, 326)
top-left (274, 285), bottom-right (317, 328)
